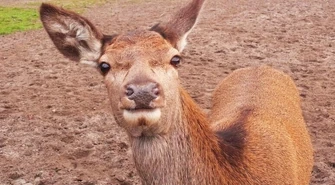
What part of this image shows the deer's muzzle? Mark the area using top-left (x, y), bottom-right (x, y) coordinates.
top-left (125, 82), bottom-right (160, 109)
top-left (118, 81), bottom-right (166, 132)
top-left (119, 81), bottom-right (166, 111)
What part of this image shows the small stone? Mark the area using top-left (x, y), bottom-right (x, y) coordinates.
top-left (12, 178), bottom-right (26, 185)
top-left (9, 172), bottom-right (23, 180)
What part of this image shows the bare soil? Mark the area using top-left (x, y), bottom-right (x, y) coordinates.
top-left (0, 0), bottom-right (334, 184)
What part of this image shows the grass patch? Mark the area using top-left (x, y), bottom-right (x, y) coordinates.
top-left (0, 0), bottom-right (108, 35)
top-left (0, 6), bottom-right (41, 35)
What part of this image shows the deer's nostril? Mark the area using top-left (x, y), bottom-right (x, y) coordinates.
top-left (124, 82), bottom-right (162, 109)
top-left (153, 87), bottom-right (160, 97)
top-left (126, 87), bottom-right (135, 97)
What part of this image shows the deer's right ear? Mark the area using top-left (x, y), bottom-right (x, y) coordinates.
top-left (40, 3), bottom-right (104, 66)
top-left (150, 0), bottom-right (205, 52)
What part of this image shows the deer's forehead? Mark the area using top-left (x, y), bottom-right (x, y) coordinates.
top-left (105, 30), bottom-right (172, 55)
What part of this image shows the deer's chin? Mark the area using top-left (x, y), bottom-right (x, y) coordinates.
top-left (123, 108), bottom-right (161, 127)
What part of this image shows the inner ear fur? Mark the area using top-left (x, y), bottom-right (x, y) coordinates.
top-left (150, 0), bottom-right (205, 52)
top-left (40, 3), bottom-right (105, 65)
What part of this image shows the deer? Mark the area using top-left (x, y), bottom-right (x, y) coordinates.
top-left (39, 0), bottom-right (313, 184)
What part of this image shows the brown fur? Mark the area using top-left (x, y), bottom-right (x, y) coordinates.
top-left (209, 66), bottom-right (313, 184)
top-left (40, 0), bottom-right (313, 184)
top-left (215, 108), bottom-right (250, 168)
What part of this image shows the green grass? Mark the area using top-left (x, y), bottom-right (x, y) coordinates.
top-left (0, 7), bottom-right (41, 35)
top-left (0, 0), bottom-right (108, 35)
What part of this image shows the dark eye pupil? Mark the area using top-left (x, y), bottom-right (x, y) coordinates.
top-left (99, 62), bottom-right (110, 74)
top-left (171, 56), bottom-right (181, 66)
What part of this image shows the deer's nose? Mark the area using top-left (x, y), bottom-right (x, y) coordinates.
top-left (125, 82), bottom-right (160, 109)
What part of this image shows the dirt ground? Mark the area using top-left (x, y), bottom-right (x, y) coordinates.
top-left (0, 0), bottom-right (334, 184)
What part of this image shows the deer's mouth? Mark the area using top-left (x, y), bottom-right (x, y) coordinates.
top-left (122, 108), bottom-right (162, 126)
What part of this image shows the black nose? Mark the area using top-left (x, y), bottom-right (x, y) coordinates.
top-left (125, 82), bottom-right (160, 109)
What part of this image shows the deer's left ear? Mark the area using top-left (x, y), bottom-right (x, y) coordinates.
top-left (40, 3), bottom-right (104, 66)
top-left (150, 0), bottom-right (205, 52)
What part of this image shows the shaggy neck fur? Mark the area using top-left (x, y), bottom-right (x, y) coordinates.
top-left (130, 86), bottom-right (248, 185)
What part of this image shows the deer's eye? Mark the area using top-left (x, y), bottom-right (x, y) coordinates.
top-left (170, 56), bottom-right (181, 67)
top-left (99, 62), bottom-right (111, 75)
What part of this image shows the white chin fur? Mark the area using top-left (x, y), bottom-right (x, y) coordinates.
top-left (123, 109), bottom-right (161, 126)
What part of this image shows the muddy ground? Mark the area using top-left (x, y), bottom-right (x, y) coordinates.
top-left (0, 0), bottom-right (334, 184)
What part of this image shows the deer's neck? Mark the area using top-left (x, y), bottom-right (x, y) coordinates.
top-left (130, 87), bottom-right (227, 185)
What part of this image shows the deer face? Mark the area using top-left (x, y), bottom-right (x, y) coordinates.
top-left (100, 30), bottom-right (181, 137)
top-left (40, 0), bottom-right (204, 137)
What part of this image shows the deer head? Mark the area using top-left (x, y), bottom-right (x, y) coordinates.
top-left (40, 0), bottom-right (205, 138)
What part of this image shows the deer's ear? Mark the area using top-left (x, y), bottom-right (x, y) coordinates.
top-left (150, 0), bottom-right (205, 52)
top-left (40, 3), bottom-right (104, 66)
